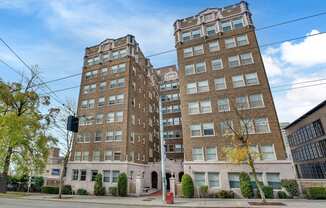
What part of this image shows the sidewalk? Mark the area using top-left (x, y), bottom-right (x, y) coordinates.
top-left (16, 194), bottom-right (326, 208)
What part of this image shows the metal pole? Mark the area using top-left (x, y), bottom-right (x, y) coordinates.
top-left (159, 98), bottom-right (166, 202)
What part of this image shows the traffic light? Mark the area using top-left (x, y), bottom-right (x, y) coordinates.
top-left (67, 115), bottom-right (79, 132)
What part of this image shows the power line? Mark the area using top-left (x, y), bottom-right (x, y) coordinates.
top-left (0, 37), bottom-right (75, 114)
top-left (36, 31), bottom-right (326, 95)
top-left (271, 78), bottom-right (326, 89)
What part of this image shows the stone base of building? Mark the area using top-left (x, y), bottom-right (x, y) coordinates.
top-left (182, 160), bottom-right (296, 197)
top-left (64, 160), bottom-right (295, 196)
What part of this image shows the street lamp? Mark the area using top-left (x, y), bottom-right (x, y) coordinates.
top-left (159, 97), bottom-right (166, 202)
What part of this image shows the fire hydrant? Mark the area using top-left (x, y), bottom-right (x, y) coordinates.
top-left (166, 192), bottom-right (174, 204)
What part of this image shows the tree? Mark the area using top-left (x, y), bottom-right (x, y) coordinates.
top-left (181, 174), bottom-right (194, 198)
top-left (0, 72), bottom-right (58, 192)
top-left (53, 100), bottom-right (76, 199)
top-left (239, 172), bottom-right (254, 198)
top-left (222, 101), bottom-right (267, 203)
top-left (94, 174), bottom-right (106, 196)
top-left (117, 173), bottom-right (128, 196)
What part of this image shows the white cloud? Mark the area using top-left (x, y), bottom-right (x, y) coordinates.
top-left (280, 30), bottom-right (326, 67)
top-left (262, 54), bottom-right (282, 77)
top-left (274, 74), bottom-right (326, 122)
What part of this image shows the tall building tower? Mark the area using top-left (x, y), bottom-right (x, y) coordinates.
top-left (66, 35), bottom-right (161, 193)
top-left (156, 65), bottom-right (184, 184)
top-left (174, 1), bottom-right (295, 191)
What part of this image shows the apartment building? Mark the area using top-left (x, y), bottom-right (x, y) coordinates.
top-left (43, 148), bottom-right (63, 186)
top-left (156, 65), bottom-right (184, 185)
top-left (285, 100), bottom-right (326, 179)
top-left (66, 35), bottom-right (161, 193)
top-left (174, 1), bottom-right (295, 192)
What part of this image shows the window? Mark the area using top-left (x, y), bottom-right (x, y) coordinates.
top-left (267, 173), bottom-right (281, 189)
top-left (185, 64), bottom-right (195, 75)
top-left (237, 35), bottom-right (249, 46)
top-left (208, 172), bottom-right (219, 188)
top-left (111, 63), bottom-right (126, 73)
top-left (95, 131), bottom-right (102, 142)
top-left (190, 124), bottom-right (201, 137)
top-left (192, 148), bottom-right (204, 161)
top-left (116, 112), bottom-right (123, 122)
top-left (72, 169), bottom-right (79, 180)
top-left (194, 172), bottom-right (206, 187)
top-left (241, 119), bottom-right (255, 134)
top-left (255, 118), bottom-right (270, 133)
top-left (220, 121), bottom-right (234, 136)
top-left (112, 170), bottom-right (120, 183)
top-left (103, 170), bottom-right (110, 182)
top-left (85, 70), bottom-right (98, 80)
top-left (99, 82), bottom-right (106, 91)
top-left (108, 94), bottom-right (124, 105)
top-left (225, 37), bottom-right (236, 48)
top-left (200, 100), bottom-right (212, 113)
top-left (114, 152), bottom-right (121, 161)
top-left (198, 80), bottom-right (209, 92)
top-left (74, 152), bottom-right (81, 161)
top-left (195, 62), bottom-right (206, 73)
top-left (228, 55), bottom-right (240, 68)
top-left (240, 53), bottom-right (254, 65)
top-left (100, 68), bottom-right (108, 76)
top-left (194, 45), bottom-right (204, 55)
top-left (203, 123), bottom-right (215, 136)
top-left (98, 97), bottom-right (105, 107)
top-left (236, 96), bottom-right (249, 110)
top-left (93, 151), bottom-right (100, 161)
top-left (214, 77), bottom-right (226, 90)
top-left (82, 151), bottom-right (89, 161)
top-left (245, 73), bottom-right (259, 86)
top-left (261, 144), bottom-right (276, 160)
top-left (105, 151), bottom-right (113, 160)
top-left (211, 59), bottom-right (223, 70)
top-left (183, 47), bottom-right (193, 57)
top-left (229, 173), bottom-right (240, 188)
top-left (232, 17), bottom-right (244, 29)
top-left (221, 21), bottom-right (232, 32)
top-left (232, 75), bottom-right (245, 88)
top-left (192, 29), bottom-right (201, 38)
top-left (175, 144), bottom-right (183, 153)
top-left (206, 25), bottom-right (216, 36)
top-left (207, 147), bottom-right (217, 160)
top-left (80, 170), bottom-right (87, 181)
top-left (188, 102), bottom-right (200, 114)
top-left (106, 131), bottom-right (122, 141)
top-left (208, 41), bottom-right (219, 52)
top-left (186, 82), bottom-right (197, 94)
top-left (91, 170), bottom-right (98, 181)
top-left (217, 97), bottom-right (230, 112)
top-left (249, 94), bottom-right (264, 108)
top-left (182, 29), bottom-right (201, 41)
top-left (182, 31), bottom-right (191, 42)
top-left (190, 123), bottom-right (214, 137)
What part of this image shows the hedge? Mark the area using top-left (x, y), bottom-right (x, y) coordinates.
top-left (62, 185), bottom-right (73, 195)
top-left (278, 191), bottom-right (289, 199)
top-left (42, 186), bottom-right (59, 194)
top-left (181, 174), bottom-right (194, 198)
top-left (117, 173), bottom-right (128, 197)
top-left (281, 179), bottom-right (299, 196)
top-left (76, 188), bottom-right (88, 195)
top-left (257, 186), bottom-right (274, 199)
top-left (216, 190), bottom-right (235, 198)
top-left (94, 174), bottom-right (106, 196)
top-left (199, 185), bottom-right (208, 198)
top-left (305, 187), bottom-right (326, 199)
top-left (239, 172), bottom-right (254, 198)
top-left (109, 187), bottom-right (118, 196)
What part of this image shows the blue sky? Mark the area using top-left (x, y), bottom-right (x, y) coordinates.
top-left (1, 0), bottom-right (326, 123)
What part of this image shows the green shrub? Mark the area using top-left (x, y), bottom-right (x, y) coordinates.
top-left (305, 187), bottom-right (326, 199)
top-left (62, 185), bottom-right (73, 195)
top-left (31, 176), bottom-right (44, 192)
top-left (41, 186), bottom-right (59, 194)
top-left (216, 190), bottom-right (235, 198)
top-left (239, 172), bottom-right (254, 198)
top-left (199, 185), bottom-right (208, 198)
top-left (94, 174), bottom-right (106, 196)
top-left (281, 179), bottom-right (299, 196)
top-left (181, 174), bottom-right (194, 198)
top-left (117, 173), bottom-right (128, 197)
top-left (278, 191), bottom-right (289, 199)
top-left (76, 188), bottom-right (88, 195)
top-left (109, 187), bottom-right (118, 196)
top-left (257, 186), bottom-right (274, 199)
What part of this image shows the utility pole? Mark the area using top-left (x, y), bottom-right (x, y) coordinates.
top-left (159, 98), bottom-right (166, 202)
